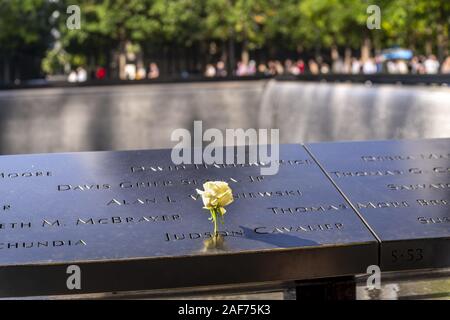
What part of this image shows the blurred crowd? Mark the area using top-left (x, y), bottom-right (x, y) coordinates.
top-left (67, 55), bottom-right (450, 83)
top-left (67, 62), bottom-right (160, 83)
top-left (205, 55), bottom-right (450, 77)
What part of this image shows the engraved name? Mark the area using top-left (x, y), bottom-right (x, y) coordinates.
top-left (254, 223), bottom-right (344, 234)
top-left (0, 222), bottom-right (32, 230)
top-left (165, 230), bottom-right (244, 241)
top-left (0, 215), bottom-right (181, 231)
top-left (1, 220), bottom-right (65, 230)
top-left (0, 171), bottom-right (52, 179)
top-left (164, 223), bottom-right (344, 241)
top-left (0, 239), bottom-right (86, 250)
top-left (189, 189), bottom-right (303, 201)
top-left (418, 216), bottom-right (450, 224)
top-left (331, 169), bottom-right (404, 178)
top-left (131, 159), bottom-right (313, 174)
top-left (233, 190), bottom-right (302, 199)
top-left (56, 176), bottom-right (263, 192)
top-left (76, 214), bottom-right (181, 226)
top-left (268, 204), bottom-right (348, 214)
top-left (107, 196), bottom-right (176, 206)
top-left (387, 183), bottom-right (450, 191)
top-left (362, 153), bottom-right (450, 162)
top-left (417, 199), bottom-right (450, 206)
top-left (356, 201), bottom-right (410, 209)
top-left (331, 167), bottom-right (450, 178)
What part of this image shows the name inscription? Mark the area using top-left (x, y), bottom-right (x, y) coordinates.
top-left (164, 223), bottom-right (344, 242)
top-left (362, 153), bottom-right (450, 162)
top-left (331, 167), bottom-right (450, 178)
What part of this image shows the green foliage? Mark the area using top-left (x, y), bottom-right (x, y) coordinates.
top-left (0, 0), bottom-right (56, 53)
top-left (1, 0), bottom-right (449, 76)
top-left (205, 0), bottom-right (277, 50)
top-left (148, 0), bottom-right (204, 45)
top-left (41, 45), bottom-right (69, 74)
top-left (381, 0), bottom-right (450, 50)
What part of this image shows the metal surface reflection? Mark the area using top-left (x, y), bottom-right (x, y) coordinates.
top-left (307, 138), bottom-right (450, 271)
top-left (0, 144), bottom-right (377, 297)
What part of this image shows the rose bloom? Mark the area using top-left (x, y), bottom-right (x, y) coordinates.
top-left (196, 181), bottom-right (234, 214)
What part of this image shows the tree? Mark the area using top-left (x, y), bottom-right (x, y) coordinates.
top-left (5, 0), bottom-right (450, 80)
top-left (205, 0), bottom-right (276, 71)
top-left (55, 0), bottom-right (205, 77)
top-left (282, 0), bottom-right (374, 62)
top-left (55, 0), bottom-right (153, 78)
top-left (380, 0), bottom-right (450, 59)
top-left (0, 0), bottom-right (56, 83)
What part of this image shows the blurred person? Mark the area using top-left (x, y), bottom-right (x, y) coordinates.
top-left (95, 67), bottom-right (106, 80)
top-left (236, 61), bottom-right (248, 76)
top-left (308, 59), bottom-right (319, 74)
top-left (410, 57), bottom-right (422, 74)
top-left (375, 54), bottom-right (384, 73)
top-left (284, 59), bottom-right (293, 74)
top-left (285, 59), bottom-right (300, 75)
top-left (343, 58), bottom-right (352, 74)
top-left (320, 63), bottom-right (330, 74)
top-left (274, 60), bottom-right (284, 75)
top-left (441, 57), bottom-right (450, 73)
top-left (257, 63), bottom-right (268, 75)
top-left (362, 58), bottom-right (377, 74)
top-left (386, 60), bottom-right (397, 74)
top-left (424, 55), bottom-right (440, 74)
top-left (76, 66), bottom-right (87, 82)
top-left (148, 62), bottom-right (159, 79)
top-left (417, 56), bottom-right (427, 74)
top-left (136, 66), bottom-right (146, 80)
top-left (332, 58), bottom-right (345, 74)
top-left (216, 61), bottom-right (227, 77)
top-left (396, 60), bottom-right (409, 74)
top-left (316, 56), bottom-right (323, 66)
top-left (290, 63), bottom-right (300, 75)
top-left (351, 58), bottom-right (361, 74)
top-left (296, 59), bottom-right (305, 74)
top-left (268, 60), bottom-right (277, 75)
top-left (204, 64), bottom-right (216, 77)
top-left (124, 64), bottom-right (136, 80)
top-left (247, 60), bottom-right (256, 75)
top-left (68, 70), bottom-right (78, 83)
